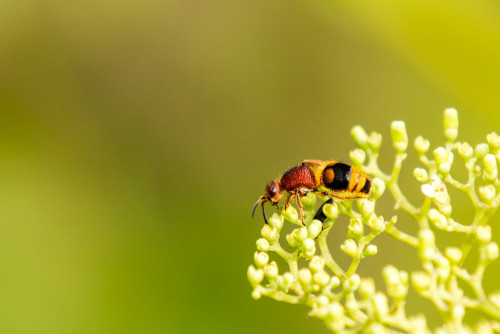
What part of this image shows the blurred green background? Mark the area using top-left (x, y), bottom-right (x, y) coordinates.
top-left (0, 0), bottom-right (499, 333)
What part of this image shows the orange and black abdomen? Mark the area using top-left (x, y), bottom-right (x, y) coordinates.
top-left (322, 163), bottom-right (370, 195)
top-left (280, 165), bottom-right (317, 192)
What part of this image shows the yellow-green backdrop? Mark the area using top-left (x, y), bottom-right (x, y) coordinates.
top-left (0, 0), bottom-right (499, 333)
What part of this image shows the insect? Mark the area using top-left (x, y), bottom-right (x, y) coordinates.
top-left (252, 160), bottom-right (371, 226)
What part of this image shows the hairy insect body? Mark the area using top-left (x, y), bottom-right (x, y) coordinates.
top-left (279, 165), bottom-right (316, 193)
top-left (253, 160), bottom-right (371, 226)
top-left (304, 160), bottom-right (371, 197)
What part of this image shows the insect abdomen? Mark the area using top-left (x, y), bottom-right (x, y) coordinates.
top-left (322, 163), bottom-right (370, 195)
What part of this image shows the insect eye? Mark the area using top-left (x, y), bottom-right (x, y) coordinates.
top-left (269, 185), bottom-right (277, 195)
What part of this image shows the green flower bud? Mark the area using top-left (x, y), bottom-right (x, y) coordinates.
top-left (443, 108), bottom-right (459, 142)
top-left (366, 323), bottom-right (386, 334)
top-left (419, 229), bottom-right (435, 247)
top-left (322, 203), bottom-right (339, 220)
top-left (489, 292), bottom-right (500, 308)
top-left (293, 227), bottom-right (308, 242)
top-left (383, 266), bottom-right (408, 299)
top-left (247, 265), bottom-right (264, 288)
top-left (484, 154), bottom-right (497, 173)
top-left (370, 178), bottom-right (386, 200)
top-left (475, 143), bottom-right (490, 159)
top-left (411, 271), bottom-right (431, 293)
top-left (367, 216), bottom-right (385, 232)
top-left (486, 242), bottom-right (499, 262)
top-left (408, 315), bottom-right (428, 333)
top-left (413, 168), bottom-right (429, 183)
top-left (268, 213), bottom-right (284, 230)
top-left (399, 271), bottom-right (409, 285)
top-left (364, 244), bottom-right (378, 257)
top-left (342, 200), bottom-right (353, 211)
top-left (282, 205), bottom-right (299, 224)
top-left (438, 161), bottom-right (451, 174)
top-left (414, 136), bottom-right (430, 155)
top-left (350, 149), bottom-right (366, 167)
top-left (368, 131), bottom-right (383, 153)
top-left (341, 239), bottom-right (358, 257)
top-left (359, 278), bottom-right (376, 299)
top-left (357, 199), bottom-right (375, 218)
top-left (458, 142), bottom-right (473, 161)
top-left (264, 261), bottom-right (279, 280)
top-left (483, 154), bottom-right (498, 183)
top-left (256, 238), bottom-right (270, 252)
top-left (314, 271), bottom-right (330, 288)
top-left (344, 296), bottom-right (357, 313)
top-left (309, 255), bottom-right (325, 272)
top-left (445, 247), bottom-right (462, 265)
top-left (326, 303), bottom-right (345, 331)
top-left (261, 224), bottom-right (277, 242)
top-left (487, 132), bottom-right (500, 150)
top-left (350, 273), bottom-right (361, 288)
top-left (343, 274), bottom-right (360, 293)
top-left (301, 238), bottom-right (316, 258)
top-left (373, 292), bottom-right (389, 320)
top-left (254, 251), bottom-right (269, 268)
top-left (383, 265), bottom-right (399, 284)
top-left (439, 204), bottom-right (452, 217)
top-left (277, 274), bottom-right (293, 292)
top-left (286, 233), bottom-right (299, 248)
top-left (317, 294), bottom-right (330, 307)
top-left (435, 257), bottom-right (450, 281)
top-left (329, 276), bottom-right (341, 289)
top-left (309, 305), bottom-right (328, 319)
top-left (475, 320), bottom-right (494, 334)
top-left (428, 209), bottom-right (448, 230)
top-left (251, 285), bottom-right (263, 300)
top-left (351, 125), bottom-right (369, 149)
top-left (479, 185), bottom-right (496, 204)
top-left (451, 304), bottom-right (465, 321)
top-left (434, 328), bottom-right (447, 334)
top-left (476, 225), bottom-right (492, 244)
top-left (474, 164), bottom-right (482, 176)
top-left (298, 268), bottom-right (312, 287)
top-left (391, 121), bottom-right (408, 153)
top-left (308, 220), bottom-right (322, 239)
top-left (433, 147), bottom-right (449, 166)
top-left (281, 272), bottom-right (294, 290)
top-left (300, 191), bottom-right (316, 208)
top-left (348, 218), bottom-right (364, 237)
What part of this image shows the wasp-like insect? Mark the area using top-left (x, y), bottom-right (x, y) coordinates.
top-left (252, 160), bottom-right (371, 226)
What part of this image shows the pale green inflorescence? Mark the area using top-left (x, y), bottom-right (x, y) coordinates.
top-left (247, 109), bottom-right (500, 333)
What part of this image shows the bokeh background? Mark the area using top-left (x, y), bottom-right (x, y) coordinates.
top-left (0, 0), bottom-right (499, 333)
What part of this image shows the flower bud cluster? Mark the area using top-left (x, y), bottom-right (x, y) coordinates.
top-left (383, 265), bottom-right (409, 300)
top-left (249, 108), bottom-right (500, 333)
top-left (421, 175), bottom-right (451, 216)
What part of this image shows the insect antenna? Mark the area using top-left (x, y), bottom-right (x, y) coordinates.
top-left (252, 197), bottom-right (269, 225)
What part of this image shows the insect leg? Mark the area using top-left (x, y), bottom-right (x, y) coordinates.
top-left (284, 193), bottom-right (292, 210)
top-left (295, 191), bottom-right (306, 226)
top-left (313, 198), bottom-right (334, 223)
